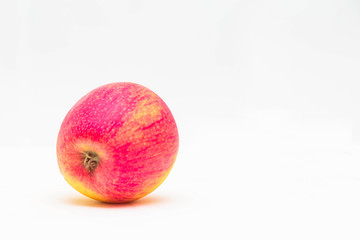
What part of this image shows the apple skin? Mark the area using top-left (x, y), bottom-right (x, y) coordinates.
top-left (56, 82), bottom-right (179, 203)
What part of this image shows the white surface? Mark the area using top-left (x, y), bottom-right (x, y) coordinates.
top-left (0, 0), bottom-right (359, 239)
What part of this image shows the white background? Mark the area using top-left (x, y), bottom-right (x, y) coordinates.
top-left (0, 0), bottom-right (359, 239)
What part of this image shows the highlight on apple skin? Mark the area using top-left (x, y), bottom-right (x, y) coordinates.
top-left (56, 82), bottom-right (179, 203)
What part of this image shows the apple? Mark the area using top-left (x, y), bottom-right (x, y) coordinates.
top-left (56, 82), bottom-right (179, 203)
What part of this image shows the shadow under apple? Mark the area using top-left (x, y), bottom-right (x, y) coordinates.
top-left (62, 194), bottom-right (171, 208)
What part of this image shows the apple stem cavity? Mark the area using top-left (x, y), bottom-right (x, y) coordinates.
top-left (83, 151), bottom-right (100, 172)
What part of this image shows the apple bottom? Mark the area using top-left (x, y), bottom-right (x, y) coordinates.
top-left (62, 157), bottom-right (176, 203)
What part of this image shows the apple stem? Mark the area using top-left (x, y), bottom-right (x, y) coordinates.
top-left (83, 151), bottom-right (100, 172)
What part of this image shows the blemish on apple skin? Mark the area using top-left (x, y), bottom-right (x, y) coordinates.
top-left (57, 82), bottom-right (179, 203)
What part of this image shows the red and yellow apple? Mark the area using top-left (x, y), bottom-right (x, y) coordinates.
top-left (56, 82), bottom-right (179, 203)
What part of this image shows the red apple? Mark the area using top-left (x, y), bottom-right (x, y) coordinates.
top-left (56, 82), bottom-right (179, 203)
